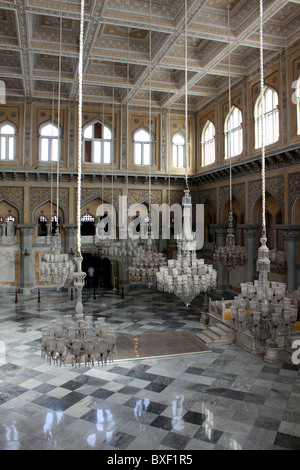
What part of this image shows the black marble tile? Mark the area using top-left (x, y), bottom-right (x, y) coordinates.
top-left (193, 426), bottom-right (223, 444)
top-left (33, 391), bottom-right (86, 412)
top-left (144, 382), bottom-right (167, 393)
top-left (182, 410), bottom-right (207, 426)
top-left (91, 388), bottom-right (115, 400)
top-left (150, 415), bottom-right (175, 431)
top-left (118, 385), bottom-right (142, 395)
top-left (274, 432), bottom-right (300, 450)
top-left (160, 432), bottom-right (190, 450)
top-left (105, 431), bottom-right (136, 450)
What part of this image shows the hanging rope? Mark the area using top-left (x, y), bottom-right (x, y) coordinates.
top-left (111, 61), bottom-right (115, 235)
top-left (56, 0), bottom-right (63, 232)
top-left (184, 0), bottom-right (189, 190)
top-left (227, 2), bottom-right (232, 213)
top-left (126, 30), bottom-right (130, 214)
top-left (50, 64), bottom-right (55, 232)
top-left (77, 0), bottom-right (84, 257)
top-left (260, 0), bottom-right (266, 238)
top-left (149, 0), bottom-right (152, 220)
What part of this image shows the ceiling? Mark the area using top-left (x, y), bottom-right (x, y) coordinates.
top-left (1, 0), bottom-right (300, 112)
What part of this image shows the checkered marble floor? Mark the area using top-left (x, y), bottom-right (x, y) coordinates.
top-left (0, 286), bottom-right (300, 451)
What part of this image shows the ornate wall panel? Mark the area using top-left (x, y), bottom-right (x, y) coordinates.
top-left (288, 172), bottom-right (300, 223)
top-left (248, 175), bottom-right (284, 222)
top-left (29, 186), bottom-right (69, 221)
top-left (0, 186), bottom-right (23, 220)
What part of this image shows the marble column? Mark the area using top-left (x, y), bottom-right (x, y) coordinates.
top-left (283, 226), bottom-right (300, 293)
top-left (214, 225), bottom-right (228, 294)
top-left (18, 224), bottom-right (35, 295)
top-left (63, 224), bottom-right (77, 256)
top-left (243, 225), bottom-right (258, 282)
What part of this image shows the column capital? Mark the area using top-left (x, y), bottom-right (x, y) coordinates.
top-left (17, 224), bottom-right (35, 233)
top-left (242, 224), bottom-right (259, 237)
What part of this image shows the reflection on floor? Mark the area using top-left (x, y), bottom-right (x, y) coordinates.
top-left (0, 287), bottom-right (299, 450)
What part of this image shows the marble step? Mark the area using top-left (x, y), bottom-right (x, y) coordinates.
top-left (196, 323), bottom-right (234, 346)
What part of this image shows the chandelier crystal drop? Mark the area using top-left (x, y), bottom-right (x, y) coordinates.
top-left (156, 190), bottom-right (217, 307)
top-left (41, 314), bottom-right (117, 367)
top-left (213, 211), bottom-right (247, 270)
top-left (40, 230), bottom-right (75, 289)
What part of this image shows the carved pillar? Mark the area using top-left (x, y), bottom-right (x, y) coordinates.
top-left (18, 224), bottom-right (35, 294)
top-left (214, 225), bottom-right (228, 293)
top-left (283, 227), bottom-right (300, 293)
top-left (243, 225), bottom-right (258, 282)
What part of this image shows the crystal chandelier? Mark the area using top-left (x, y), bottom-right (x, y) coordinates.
top-left (212, 5), bottom-right (247, 271)
top-left (40, 230), bottom-right (75, 288)
top-left (41, 314), bottom-right (117, 367)
top-left (156, 5), bottom-right (217, 307)
top-left (156, 190), bottom-right (217, 307)
top-left (230, 234), bottom-right (297, 362)
top-left (229, 0), bottom-right (297, 363)
top-left (129, 231), bottom-right (167, 288)
top-left (39, 3), bottom-right (74, 289)
top-left (213, 210), bottom-right (247, 270)
top-left (41, 0), bottom-right (117, 366)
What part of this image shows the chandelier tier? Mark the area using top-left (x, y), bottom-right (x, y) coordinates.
top-left (156, 190), bottom-right (217, 307)
top-left (41, 314), bottom-right (117, 367)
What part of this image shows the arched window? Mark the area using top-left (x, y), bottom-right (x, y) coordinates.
top-left (254, 86), bottom-right (279, 148)
top-left (83, 121), bottom-right (112, 164)
top-left (37, 215), bottom-right (48, 237)
top-left (0, 122), bottom-right (16, 161)
top-left (5, 214), bottom-right (16, 236)
top-left (201, 120), bottom-right (215, 166)
top-left (81, 212), bottom-right (95, 236)
top-left (224, 106), bottom-right (243, 159)
top-left (50, 215), bottom-right (60, 236)
top-left (172, 132), bottom-right (185, 168)
top-left (133, 128), bottom-right (153, 166)
top-left (39, 122), bottom-right (60, 162)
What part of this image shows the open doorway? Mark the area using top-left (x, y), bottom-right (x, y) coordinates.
top-left (82, 253), bottom-right (112, 288)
